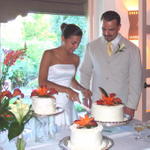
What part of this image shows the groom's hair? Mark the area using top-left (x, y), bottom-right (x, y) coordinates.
top-left (101, 10), bottom-right (121, 25)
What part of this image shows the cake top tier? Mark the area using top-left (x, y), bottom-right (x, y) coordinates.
top-left (73, 115), bottom-right (98, 129)
top-left (96, 87), bottom-right (122, 106)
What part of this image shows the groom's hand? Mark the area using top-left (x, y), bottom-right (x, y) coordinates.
top-left (124, 106), bottom-right (135, 119)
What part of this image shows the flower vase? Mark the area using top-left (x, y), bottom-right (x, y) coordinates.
top-left (0, 130), bottom-right (8, 150)
top-left (16, 134), bottom-right (26, 150)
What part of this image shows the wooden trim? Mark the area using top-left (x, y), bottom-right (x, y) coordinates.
top-left (139, 0), bottom-right (150, 121)
top-left (87, 0), bottom-right (94, 41)
top-left (146, 25), bottom-right (150, 33)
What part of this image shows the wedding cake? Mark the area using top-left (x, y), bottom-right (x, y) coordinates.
top-left (92, 103), bottom-right (124, 122)
top-left (32, 96), bottom-right (56, 115)
top-left (91, 87), bottom-right (124, 122)
top-left (31, 87), bottom-right (57, 115)
top-left (68, 115), bottom-right (107, 150)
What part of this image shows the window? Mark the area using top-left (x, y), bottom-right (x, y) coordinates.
top-left (0, 13), bottom-right (88, 97)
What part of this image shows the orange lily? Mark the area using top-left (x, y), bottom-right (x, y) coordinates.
top-left (74, 115), bottom-right (94, 126)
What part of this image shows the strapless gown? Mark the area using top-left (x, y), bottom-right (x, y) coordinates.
top-left (48, 64), bottom-right (78, 127)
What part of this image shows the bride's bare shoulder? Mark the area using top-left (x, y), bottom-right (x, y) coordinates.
top-left (43, 48), bottom-right (58, 57)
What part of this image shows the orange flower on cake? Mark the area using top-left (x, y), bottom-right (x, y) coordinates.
top-left (74, 114), bottom-right (98, 128)
top-left (96, 87), bottom-right (122, 106)
top-left (31, 86), bottom-right (58, 98)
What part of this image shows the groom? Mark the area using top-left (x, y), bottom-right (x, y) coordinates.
top-left (79, 10), bottom-right (142, 118)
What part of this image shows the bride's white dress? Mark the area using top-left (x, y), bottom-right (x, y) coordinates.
top-left (47, 64), bottom-right (78, 127)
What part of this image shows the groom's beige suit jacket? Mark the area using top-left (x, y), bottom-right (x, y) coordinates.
top-left (80, 34), bottom-right (142, 109)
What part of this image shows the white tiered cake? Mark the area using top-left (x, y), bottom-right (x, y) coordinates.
top-left (91, 87), bottom-right (124, 122)
top-left (92, 103), bottom-right (124, 122)
top-left (68, 115), bottom-right (109, 150)
top-left (31, 87), bottom-right (57, 115)
top-left (32, 96), bottom-right (56, 115)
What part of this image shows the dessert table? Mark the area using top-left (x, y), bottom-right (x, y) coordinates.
top-left (1, 120), bottom-right (150, 150)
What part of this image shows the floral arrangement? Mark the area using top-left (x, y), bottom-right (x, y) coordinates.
top-left (0, 47), bottom-right (26, 91)
top-left (0, 89), bottom-right (24, 132)
top-left (0, 46), bottom-right (32, 150)
top-left (31, 86), bottom-right (58, 98)
top-left (0, 46), bottom-right (26, 132)
top-left (74, 115), bottom-right (98, 128)
top-left (96, 87), bottom-right (122, 106)
top-left (0, 88), bottom-right (33, 150)
top-left (115, 43), bottom-right (126, 54)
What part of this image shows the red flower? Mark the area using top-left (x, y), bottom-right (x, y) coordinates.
top-left (4, 50), bottom-right (25, 66)
top-left (0, 88), bottom-right (24, 101)
top-left (96, 87), bottom-right (122, 106)
top-left (31, 90), bottom-right (38, 97)
top-left (74, 115), bottom-right (97, 128)
top-left (31, 87), bottom-right (58, 97)
top-left (0, 90), bottom-right (12, 100)
top-left (96, 92), bottom-right (122, 106)
top-left (12, 88), bottom-right (24, 98)
top-left (110, 93), bottom-right (116, 98)
top-left (4, 114), bottom-right (12, 118)
top-left (0, 48), bottom-right (26, 91)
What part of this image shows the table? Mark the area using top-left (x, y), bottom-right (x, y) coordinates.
top-left (103, 123), bottom-right (150, 150)
top-left (1, 120), bottom-right (150, 150)
top-left (26, 119), bottom-right (150, 150)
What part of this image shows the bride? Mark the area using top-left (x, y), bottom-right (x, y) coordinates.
top-left (38, 23), bottom-right (92, 129)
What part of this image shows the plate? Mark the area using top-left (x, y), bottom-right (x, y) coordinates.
top-left (33, 107), bottom-right (64, 117)
top-left (97, 114), bottom-right (132, 127)
top-left (59, 136), bottom-right (113, 150)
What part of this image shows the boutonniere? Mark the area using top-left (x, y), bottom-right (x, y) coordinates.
top-left (115, 43), bottom-right (126, 54)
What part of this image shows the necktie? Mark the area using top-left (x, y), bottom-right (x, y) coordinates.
top-left (107, 42), bottom-right (113, 56)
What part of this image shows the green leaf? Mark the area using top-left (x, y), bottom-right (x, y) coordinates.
top-left (99, 87), bottom-right (108, 97)
top-left (8, 121), bottom-right (24, 140)
top-left (22, 109), bottom-right (33, 125)
top-left (0, 117), bottom-right (9, 131)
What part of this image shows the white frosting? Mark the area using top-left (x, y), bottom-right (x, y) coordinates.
top-left (91, 103), bottom-right (124, 122)
top-left (68, 123), bottom-right (103, 150)
top-left (32, 96), bottom-right (56, 115)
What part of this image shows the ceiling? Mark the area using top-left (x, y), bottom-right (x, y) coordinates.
top-left (30, 0), bottom-right (87, 5)
top-left (0, 0), bottom-right (88, 22)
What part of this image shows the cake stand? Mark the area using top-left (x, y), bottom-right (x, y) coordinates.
top-left (97, 114), bottom-right (132, 127)
top-left (33, 107), bottom-right (64, 142)
top-left (59, 136), bottom-right (113, 150)
top-left (33, 107), bottom-right (64, 117)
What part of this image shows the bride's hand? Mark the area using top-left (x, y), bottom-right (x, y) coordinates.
top-left (66, 88), bottom-right (80, 102)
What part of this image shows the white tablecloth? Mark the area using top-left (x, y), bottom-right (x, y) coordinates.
top-left (1, 120), bottom-right (150, 150)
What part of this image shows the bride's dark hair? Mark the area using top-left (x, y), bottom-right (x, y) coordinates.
top-left (61, 23), bottom-right (82, 39)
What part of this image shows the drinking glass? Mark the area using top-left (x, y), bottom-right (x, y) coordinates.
top-left (133, 122), bottom-right (145, 140)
